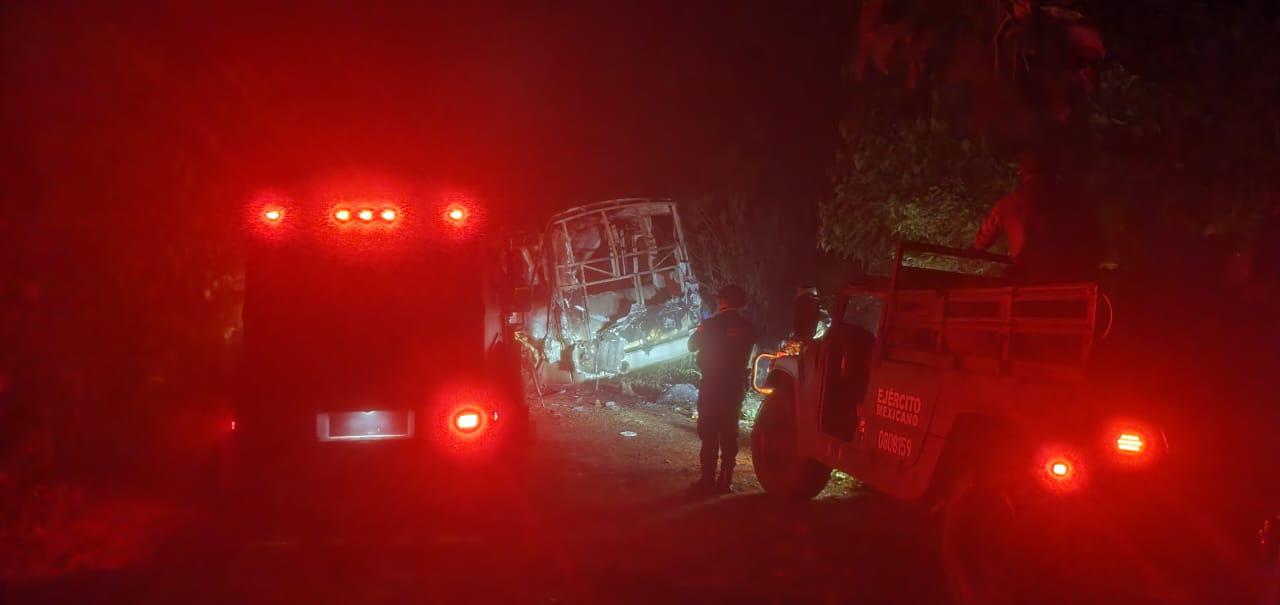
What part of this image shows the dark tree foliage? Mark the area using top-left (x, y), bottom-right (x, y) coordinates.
top-left (827, 0), bottom-right (1280, 274)
top-left (826, 85), bottom-right (1016, 271)
top-left (685, 195), bottom-right (809, 341)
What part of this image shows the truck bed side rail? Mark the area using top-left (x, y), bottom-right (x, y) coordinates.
top-left (884, 243), bottom-right (1098, 382)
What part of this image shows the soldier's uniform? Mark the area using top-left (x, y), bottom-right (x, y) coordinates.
top-left (974, 152), bottom-right (1101, 283)
top-left (688, 291), bottom-right (756, 493)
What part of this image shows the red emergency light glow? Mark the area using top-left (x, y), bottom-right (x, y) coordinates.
top-left (454, 410), bottom-right (481, 433)
top-left (247, 195), bottom-right (295, 241)
top-left (334, 208), bottom-right (352, 222)
top-left (357, 208), bottom-right (375, 222)
top-left (1116, 432), bottom-right (1145, 454)
top-left (380, 208), bottom-right (398, 222)
top-left (1038, 448), bottom-right (1084, 492)
top-left (446, 206), bottom-right (467, 222)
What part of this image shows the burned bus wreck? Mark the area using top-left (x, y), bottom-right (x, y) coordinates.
top-left (509, 199), bottom-right (702, 387)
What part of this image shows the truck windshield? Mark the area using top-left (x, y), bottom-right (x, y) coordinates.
top-left (242, 241), bottom-right (487, 398)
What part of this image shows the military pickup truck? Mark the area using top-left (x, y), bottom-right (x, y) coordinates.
top-left (751, 242), bottom-right (1277, 604)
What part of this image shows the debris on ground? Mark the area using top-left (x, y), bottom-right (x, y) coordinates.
top-left (830, 470), bottom-right (862, 492)
top-left (619, 431), bottom-right (638, 438)
top-left (739, 393), bottom-right (764, 427)
top-left (616, 360), bottom-right (700, 401)
top-left (604, 401), bottom-right (619, 410)
top-left (657, 384), bottom-right (698, 405)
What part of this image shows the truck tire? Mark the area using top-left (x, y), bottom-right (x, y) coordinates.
top-left (938, 472), bottom-right (1028, 605)
top-left (751, 382), bottom-right (830, 499)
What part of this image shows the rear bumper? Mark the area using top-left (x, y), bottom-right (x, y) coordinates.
top-left (224, 406), bottom-right (530, 495)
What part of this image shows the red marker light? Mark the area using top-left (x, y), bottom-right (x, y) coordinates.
top-left (357, 209), bottom-right (375, 222)
top-left (380, 208), bottom-right (398, 222)
top-left (1116, 432), bottom-right (1145, 454)
top-left (453, 410), bottom-right (481, 433)
top-left (230, 420), bottom-right (237, 431)
top-left (1038, 448), bottom-right (1084, 491)
top-left (446, 206), bottom-right (466, 222)
top-left (262, 208), bottom-right (283, 223)
top-left (334, 208), bottom-right (352, 222)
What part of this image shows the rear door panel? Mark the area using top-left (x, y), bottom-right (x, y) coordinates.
top-left (860, 362), bottom-right (942, 467)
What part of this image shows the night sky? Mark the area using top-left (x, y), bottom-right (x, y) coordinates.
top-left (2, 2), bottom-right (852, 226)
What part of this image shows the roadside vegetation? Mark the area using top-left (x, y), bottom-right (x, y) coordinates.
top-left (824, 1), bottom-right (1280, 277)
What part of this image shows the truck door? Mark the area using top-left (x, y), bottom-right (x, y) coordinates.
top-left (817, 294), bottom-right (881, 442)
top-left (860, 287), bottom-right (944, 467)
top-left (860, 364), bottom-right (941, 467)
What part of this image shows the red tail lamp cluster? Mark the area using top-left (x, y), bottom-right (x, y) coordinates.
top-left (444, 404), bottom-right (500, 449)
top-left (334, 206), bottom-right (399, 224)
top-left (453, 410), bottom-right (482, 433)
top-left (1115, 431), bottom-right (1145, 454)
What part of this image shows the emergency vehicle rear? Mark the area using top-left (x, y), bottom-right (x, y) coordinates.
top-left (227, 183), bottom-right (531, 504)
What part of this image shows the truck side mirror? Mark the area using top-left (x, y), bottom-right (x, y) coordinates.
top-left (792, 291), bottom-right (820, 341)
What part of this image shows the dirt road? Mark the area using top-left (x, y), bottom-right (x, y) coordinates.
top-left (14, 390), bottom-right (1261, 604)
top-left (4, 391), bottom-right (947, 604)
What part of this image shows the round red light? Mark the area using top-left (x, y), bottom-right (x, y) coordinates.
top-left (334, 208), bottom-right (352, 222)
top-left (357, 209), bottom-right (375, 222)
top-left (1050, 461), bottom-right (1070, 477)
top-left (446, 206), bottom-right (466, 222)
top-left (453, 410), bottom-right (482, 433)
top-left (263, 208), bottom-right (283, 222)
top-left (380, 208), bottom-right (398, 222)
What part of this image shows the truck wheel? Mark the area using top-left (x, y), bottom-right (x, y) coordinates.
top-left (939, 474), bottom-right (1025, 605)
top-left (751, 382), bottom-right (830, 499)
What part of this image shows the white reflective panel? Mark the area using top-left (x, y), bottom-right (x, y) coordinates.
top-left (316, 410), bottom-right (415, 442)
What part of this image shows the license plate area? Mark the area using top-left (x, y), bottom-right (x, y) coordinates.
top-left (316, 410), bottom-right (415, 442)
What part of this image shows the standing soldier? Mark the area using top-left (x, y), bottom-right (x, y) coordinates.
top-left (688, 284), bottom-right (757, 494)
top-left (974, 150), bottom-right (1101, 282)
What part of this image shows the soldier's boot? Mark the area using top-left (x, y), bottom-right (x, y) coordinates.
top-left (715, 465), bottom-right (735, 494)
top-left (688, 465), bottom-right (716, 494)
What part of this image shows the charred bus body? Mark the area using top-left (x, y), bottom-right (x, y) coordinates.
top-left (233, 186), bottom-right (530, 498)
top-left (509, 199), bottom-right (702, 387)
